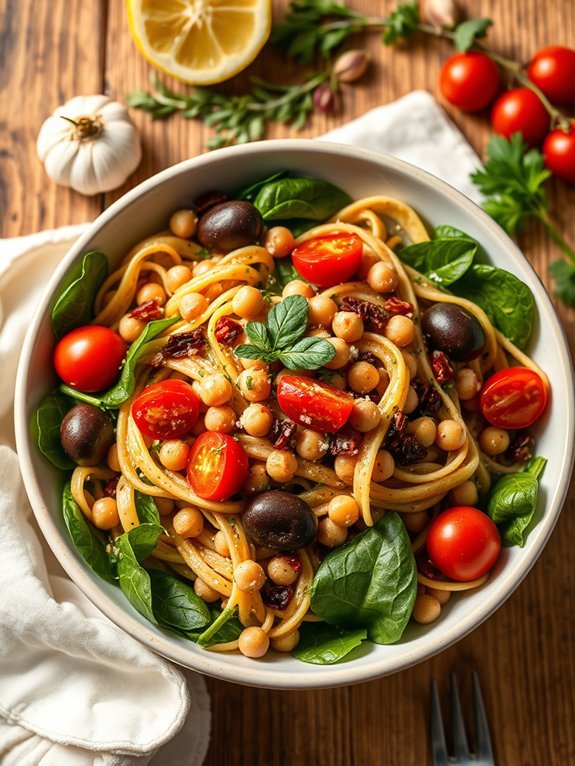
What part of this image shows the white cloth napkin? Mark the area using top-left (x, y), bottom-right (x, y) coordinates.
top-left (0, 89), bottom-right (479, 765)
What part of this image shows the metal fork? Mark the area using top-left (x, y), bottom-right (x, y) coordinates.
top-left (430, 672), bottom-right (495, 765)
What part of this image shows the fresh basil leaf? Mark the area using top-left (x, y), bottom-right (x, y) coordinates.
top-left (278, 336), bottom-right (336, 370)
top-left (148, 569), bottom-right (211, 632)
top-left (253, 177), bottom-right (351, 222)
top-left (135, 492), bottom-right (161, 526)
top-left (101, 315), bottom-right (180, 408)
top-left (400, 238), bottom-right (477, 286)
top-left (235, 170), bottom-right (289, 202)
top-left (454, 18), bottom-right (493, 52)
top-left (246, 321), bottom-right (271, 348)
top-left (310, 513), bottom-right (417, 644)
top-left (293, 623), bottom-right (367, 665)
top-left (235, 343), bottom-right (267, 361)
top-left (267, 294), bottom-right (308, 349)
top-left (62, 483), bottom-right (116, 584)
top-left (51, 251), bottom-right (109, 339)
top-left (35, 391), bottom-right (75, 470)
top-left (487, 456), bottom-right (546, 547)
top-left (455, 264), bottom-right (535, 350)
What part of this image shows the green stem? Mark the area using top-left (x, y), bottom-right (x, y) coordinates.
top-left (60, 384), bottom-right (103, 408)
top-left (197, 606), bottom-right (234, 645)
top-left (534, 207), bottom-right (575, 264)
top-left (248, 71), bottom-right (331, 113)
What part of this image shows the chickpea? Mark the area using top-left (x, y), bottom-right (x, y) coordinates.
top-left (194, 577), bottom-right (221, 603)
top-left (449, 480), bottom-right (479, 507)
top-left (307, 328), bottom-right (331, 339)
top-left (384, 315), bottom-right (415, 347)
top-left (367, 262), bottom-right (398, 293)
top-left (334, 454), bottom-right (357, 485)
top-left (267, 555), bottom-right (300, 586)
top-left (263, 226), bottom-right (295, 259)
top-left (238, 626), bottom-right (270, 658)
top-left (232, 285), bottom-right (264, 319)
top-left (266, 450), bottom-right (298, 483)
top-left (118, 314), bottom-right (145, 343)
top-left (349, 399), bottom-right (381, 432)
top-left (317, 517), bottom-right (348, 547)
top-left (373, 450), bottom-right (395, 482)
top-left (107, 443), bottom-right (121, 473)
top-left (243, 463), bottom-right (270, 495)
top-left (196, 373), bottom-right (233, 406)
top-left (407, 417), bottom-right (437, 448)
top-left (436, 420), bottom-right (466, 451)
top-left (136, 282), bottom-right (167, 307)
top-left (348, 361), bottom-right (380, 394)
top-left (214, 531), bottom-right (230, 557)
top-left (193, 260), bottom-right (216, 278)
top-left (328, 495), bottom-right (360, 527)
top-left (240, 354), bottom-right (269, 371)
top-left (271, 630), bottom-right (300, 653)
top-left (180, 293), bottom-right (209, 322)
top-left (295, 428), bottom-right (329, 461)
top-left (308, 295), bottom-right (337, 327)
top-left (173, 507), bottom-right (204, 538)
top-left (332, 311), bottom-right (364, 342)
top-left (240, 403), bottom-right (273, 437)
top-left (237, 369), bottom-right (271, 403)
top-left (166, 265), bottom-right (193, 293)
top-left (479, 426), bottom-right (510, 456)
top-left (169, 209), bottom-right (198, 239)
top-left (204, 405), bottom-right (236, 433)
top-left (159, 439), bottom-right (190, 471)
top-left (412, 593), bottom-right (441, 624)
top-left (91, 497), bottom-right (119, 530)
top-left (358, 251), bottom-right (379, 280)
top-left (324, 337), bottom-right (350, 370)
top-left (454, 368), bottom-right (479, 401)
top-left (155, 497), bottom-right (174, 516)
top-left (401, 350), bottom-right (418, 379)
top-left (282, 280), bottom-right (315, 299)
top-left (234, 560), bottom-right (266, 592)
top-left (427, 587), bottom-right (451, 605)
top-left (403, 510), bottom-right (429, 533)
top-left (403, 385), bottom-right (419, 415)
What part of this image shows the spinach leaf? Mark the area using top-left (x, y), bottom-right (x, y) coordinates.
top-left (193, 606), bottom-right (243, 646)
top-left (135, 491), bottom-right (161, 526)
top-left (487, 456), bottom-right (547, 547)
top-left (115, 523), bottom-right (163, 621)
top-left (236, 170), bottom-right (289, 202)
top-left (310, 513), bottom-right (417, 644)
top-left (148, 569), bottom-right (211, 633)
top-left (434, 225), bottom-right (475, 240)
top-left (62, 483), bottom-right (115, 584)
top-left (51, 251), bottom-right (109, 339)
top-left (455, 264), bottom-right (535, 350)
top-left (253, 177), bottom-right (351, 222)
top-left (400, 238), bottom-right (477, 286)
top-left (35, 391), bottom-right (75, 470)
top-left (293, 623), bottom-right (367, 665)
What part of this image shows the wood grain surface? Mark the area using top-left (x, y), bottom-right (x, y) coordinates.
top-left (1, 1), bottom-right (574, 764)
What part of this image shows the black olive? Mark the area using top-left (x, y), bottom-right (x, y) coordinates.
top-left (197, 200), bottom-right (263, 252)
top-left (60, 404), bottom-right (115, 466)
top-left (421, 303), bottom-right (485, 362)
top-left (242, 490), bottom-right (317, 551)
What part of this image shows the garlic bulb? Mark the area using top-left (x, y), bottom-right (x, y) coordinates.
top-left (37, 95), bottom-right (142, 196)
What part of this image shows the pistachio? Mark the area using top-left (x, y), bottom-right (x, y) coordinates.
top-left (420, 0), bottom-right (459, 29)
top-left (333, 49), bottom-right (370, 83)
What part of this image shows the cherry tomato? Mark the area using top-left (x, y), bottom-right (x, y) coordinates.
top-left (132, 380), bottom-right (200, 440)
top-left (291, 233), bottom-right (363, 288)
top-left (480, 367), bottom-right (547, 429)
top-left (528, 46), bottom-right (575, 105)
top-left (491, 88), bottom-right (550, 145)
top-left (276, 375), bottom-right (354, 433)
top-left (543, 126), bottom-right (575, 184)
top-left (439, 52), bottom-right (501, 112)
top-left (187, 431), bottom-right (249, 500)
top-left (426, 506), bottom-right (501, 582)
top-left (53, 325), bottom-right (126, 392)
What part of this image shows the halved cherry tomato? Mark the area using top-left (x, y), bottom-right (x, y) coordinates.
top-left (132, 380), bottom-right (200, 440)
top-left (187, 431), bottom-right (249, 500)
top-left (291, 233), bottom-right (363, 288)
top-left (528, 46), bottom-right (575, 105)
top-left (480, 367), bottom-right (547, 429)
top-left (426, 506), bottom-right (501, 582)
top-left (276, 375), bottom-right (354, 433)
top-left (439, 52), bottom-right (501, 112)
top-left (54, 325), bottom-right (126, 392)
top-left (491, 88), bottom-right (550, 145)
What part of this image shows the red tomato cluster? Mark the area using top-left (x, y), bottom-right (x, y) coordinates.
top-left (439, 46), bottom-right (575, 184)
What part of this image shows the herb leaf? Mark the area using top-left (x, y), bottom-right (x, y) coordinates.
top-left (293, 623), bottom-right (367, 664)
top-left (135, 492), bottom-right (161, 526)
top-left (267, 294), bottom-right (308, 349)
top-left (549, 260), bottom-right (575, 305)
top-left (51, 251), bottom-right (108, 339)
top-left (487, 457), bottom-right (547, 547)
top-left (453, 18), bottom-right (493, 52)
top-left (278, 336), bottom-right (337, 370)
top-left (399, 238), bottom-right (477, 286)
top-left (35, 391), bottom-right (75, 470)
top-left (148, 569), bottom-right (211, 633)
top-left (382, 1), bottom-right (419, 45)
top-left (115, 523), bottom-right (163, 621)
top-left (246, 321), bottom-right (272, 348)
top-left (253, 176), bottom-right (351, 222)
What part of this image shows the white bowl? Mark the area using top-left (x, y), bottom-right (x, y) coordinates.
top-left (15, 140), bottom-right (575, 689)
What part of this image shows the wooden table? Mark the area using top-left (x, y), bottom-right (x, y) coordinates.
top-left (2, 1), bottom-right (574, 763)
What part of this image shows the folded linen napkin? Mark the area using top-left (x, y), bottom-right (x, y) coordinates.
top-left (0, 89), bottom-right (479, 765)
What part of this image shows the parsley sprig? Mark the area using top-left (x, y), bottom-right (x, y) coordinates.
top-left (235, 295), bottom-right (336, 370)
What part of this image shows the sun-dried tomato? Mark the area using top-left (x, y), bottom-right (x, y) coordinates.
top-left (329, 427), bottom-right (361, 456)
top-left (413, 382), bottom-right (442, 415)
top-left (341, 296), bottom-right (389, 333)
top-left (215, 316), bottom-right (243, 346)
top-left (384, 297), bottom-right (413, 316)
top-left (262, 583), bottom-right (294, 610)
top-left (129, 300), bottom-right (164, 321)
top-left (150, 329), bottom-right (205, 366)
top-left (193, 191), bottom-right (228, 216)
top-left (269, 417), bottom-right (297, 450)
top-left (384, 411), bottom-right (426, 466)
top-left (103, 477), bottom-right (119, 498)
top-left (431, 350), bottom-right (454, 383)
top-left (507, 432), bottom-right (535, 463)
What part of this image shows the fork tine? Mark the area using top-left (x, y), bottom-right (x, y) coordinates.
top-left (472, 672), bottom-right (495, 762)
top-left (430, 680), bottom-right (450, 766)
top-left (450, 673), bottom-right (471, 761)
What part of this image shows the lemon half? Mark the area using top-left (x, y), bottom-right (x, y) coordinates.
top-left (127, 0), bottom-right (272, 85)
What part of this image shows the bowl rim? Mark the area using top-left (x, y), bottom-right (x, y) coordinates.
top-left (14, 139), bottom-right (575, 689)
